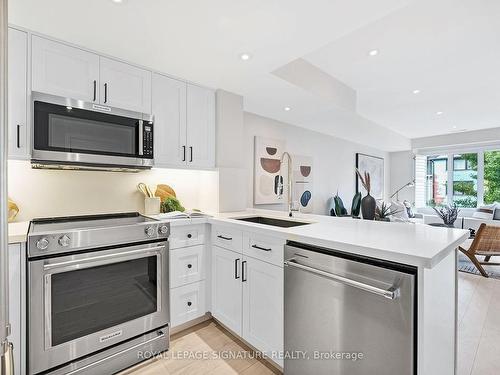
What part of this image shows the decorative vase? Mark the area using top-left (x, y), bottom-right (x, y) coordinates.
top-left (361, 194), bottom-right (376, 220)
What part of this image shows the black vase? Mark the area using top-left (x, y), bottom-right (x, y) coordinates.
top-left (361, 194), bottom-right (376, 220)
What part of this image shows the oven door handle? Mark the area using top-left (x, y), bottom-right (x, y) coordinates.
top-left (43, 245), bottom-right (165, 272)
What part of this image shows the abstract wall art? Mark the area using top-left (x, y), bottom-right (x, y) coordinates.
top-left (292, 155), bottom-right (313, 213)
top-left (356, 153), bottom-right (384, 200)
top-left (254, 136), bottom-right (286, 204)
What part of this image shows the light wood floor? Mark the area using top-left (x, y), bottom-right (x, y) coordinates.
top-left (119, 320), bottom-right (281, 375)
top-left (120, 271), bottom-right (500, 375)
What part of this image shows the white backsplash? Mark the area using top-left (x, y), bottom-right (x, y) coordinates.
top-left (8, 160), bottom-right (219, 222)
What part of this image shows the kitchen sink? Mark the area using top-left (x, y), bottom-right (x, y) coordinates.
top-left (234, 216), bottom-right (312, 228)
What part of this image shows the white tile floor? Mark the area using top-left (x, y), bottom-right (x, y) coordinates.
top-left (458, 271), bottom-right (500, 375)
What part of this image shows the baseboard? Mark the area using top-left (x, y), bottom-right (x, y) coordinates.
top-left (170, 312), bottom-right (212, 336)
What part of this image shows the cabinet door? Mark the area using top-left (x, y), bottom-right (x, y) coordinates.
top-left (186, 84), bottom-right (215, 168)
top-left (32, 35), bottom-right (99, 102)
top-left (8, 28), bottom-right (28, 159)
top-left (211, 246), bottom-right (242, 335)
top-left (8, 244), bottom-right (21, 375)
top-left (152, 73), bottom-right (187, 167)
top-left (242, 257), bottom-right (283, 366)
top-left (99, 56), bottom-right (152, 113)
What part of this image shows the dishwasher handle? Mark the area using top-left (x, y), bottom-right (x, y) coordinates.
top-left (284, 258), bottom-right (400, 300)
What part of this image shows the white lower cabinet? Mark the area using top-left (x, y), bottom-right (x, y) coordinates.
top-left (242, 257), bottom-right (283, 366)
top-left (170, 281), bottom-right (206, 327)
top-left (211, 237), bottom-right (284, 367)
top-left (211, 245), bottom-right (242, 335)
top-left (8, 243), bottom-right (24, 375)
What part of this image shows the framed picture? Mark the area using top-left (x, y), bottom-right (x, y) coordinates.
top-left (254, 136), bottom-right (286, 204)
top-left (356, 153), bottom-right (384, 199)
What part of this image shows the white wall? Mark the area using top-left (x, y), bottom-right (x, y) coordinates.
top-left (243, 112), bottom-right (390, 215)
top-left (389, 151), bottom-right (415, 203)
top-left (8, 160), bottom-right (219, 222)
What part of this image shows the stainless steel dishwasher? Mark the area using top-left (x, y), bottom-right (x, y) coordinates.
top-left (284, 242), bottom-right (417, 375)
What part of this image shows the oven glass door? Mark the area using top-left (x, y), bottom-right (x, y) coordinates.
top-left (34, 101), bottom-right (140, 158)
top-left (50, 255), bottom-right (158, 346)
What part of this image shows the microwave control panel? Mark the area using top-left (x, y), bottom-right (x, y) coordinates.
top-left (143, 124), bottom-right (153, 158)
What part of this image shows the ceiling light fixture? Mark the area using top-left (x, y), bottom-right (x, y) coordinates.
top-left (112, 0), bottom-right (123, 3)
top-left (436, 111), bottom-right (443, 116)
top-left (284, 107), bottom-right (291, 111)
top-left (239, 53), bottom-right (252, 61)
top-left (412, 89), bottom-right (421, 94)
top-left (368, 49), bottom-right (379, 56)
top-left (452, 125), bottom-right (457, 129)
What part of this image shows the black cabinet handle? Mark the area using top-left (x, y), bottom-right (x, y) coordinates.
top-left (189, 146), bottom-right (193, 162)
top-left (187, 301), bottom-right (192, 307)
top-left (217, 235), bottom-right (232, 241)
top-left (242, 260), bottom-right (247, 282)
top-left (93, 80), bottom-right (97, 101)
top-left (182, 146), bottom-right (186, 161)
top-left (187, 264), bottom-right (192, 269)
top-left (104, 83), bottom-right (108, 103)
top-left (251, 244), bottom-right (272, 252)
top-left (234, 258), bottom-right (240, 279)
top-left (187, 233), bottom-right (192, 239)
top-left (16, 125), bottom-right (20, 148)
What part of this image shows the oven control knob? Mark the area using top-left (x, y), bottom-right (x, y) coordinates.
top-left (145, 226), bottom-right (155, 237)
top-left (58, 235), bottom-right (71, 247)
top-left (36, 237), bottom-right (50, 250)
top-left (158, 225), bottom-right (169, 235)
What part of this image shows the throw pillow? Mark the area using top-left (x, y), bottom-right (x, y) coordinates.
top-left (391, 201), bottom-right (409, 221)
top-left (472, 203), bottom-right (496, 221)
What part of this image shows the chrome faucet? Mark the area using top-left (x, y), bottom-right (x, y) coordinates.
top-left (276, 152), bottom-right (298, 217)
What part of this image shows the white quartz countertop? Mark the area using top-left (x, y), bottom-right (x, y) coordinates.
top-left (209, 209), bottom-right (469, 269)
top-left (9, 208), bottom-right (469, 268)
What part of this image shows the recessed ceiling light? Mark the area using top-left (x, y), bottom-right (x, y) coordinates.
top-left (284, 107), bottom-right (291, 111)
top-left (452, 125), bottom-right (457, 129)
top-left (412, 89), bottom-right (421, 94)
top-left (368, 49), bottom-right (379, 56)
top-left (239, 53), bottom-right (252, 61)
top-left (112, 0), bottom-right (123, 3)
top-left (436, 111), bottom-right (444, 116)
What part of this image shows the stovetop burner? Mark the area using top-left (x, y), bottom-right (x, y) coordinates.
top-left (28, 212), bottom-right (169, 258)
top-left (30, 212), bottom-right (156, 233)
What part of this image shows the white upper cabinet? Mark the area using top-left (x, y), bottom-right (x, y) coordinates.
top-left (8, 28), bottom-right (29, 159)
top-left (99, 57), bottom-right (152, 113)
top-left (152, 73), bottom-right (187, 168)
top-left (32, 35), bottom-right (99, 102)
top-left (186, 84), bottom-right (215, 168)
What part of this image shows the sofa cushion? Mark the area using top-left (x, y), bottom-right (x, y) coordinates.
top-left (494, 205), bottom-right (500, 220)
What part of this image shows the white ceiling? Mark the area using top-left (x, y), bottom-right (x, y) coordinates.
top-left (11, 0), bottom-right (500, 150)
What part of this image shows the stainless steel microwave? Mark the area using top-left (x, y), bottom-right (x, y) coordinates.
top-left (31, 92), bottom-right (154, 171)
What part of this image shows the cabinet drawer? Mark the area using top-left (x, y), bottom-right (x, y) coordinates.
top-left (169, 224), bottom-right (206, 249)
top-left (170, 245), bottom-right (205, 288)
top-left (170, 281), bottom-right (206, 327)
top-left (243, 233), bottom-right (285, 267)
top-left (212, 225), bottom-right (242, 253)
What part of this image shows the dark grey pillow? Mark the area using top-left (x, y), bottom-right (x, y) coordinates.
top-left (494, 207), bottom-right (500, 221)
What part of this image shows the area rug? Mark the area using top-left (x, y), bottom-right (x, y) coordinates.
top-left (458, 253), bottom-right (500, 279)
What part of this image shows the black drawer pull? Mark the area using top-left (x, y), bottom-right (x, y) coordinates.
top-left (16, 125), bottom-right (20, 148)
top-left (242, 260), bottom-right (247, 282)
top-left (251, 244), bottom-right (272, 252)
top-left (187, 264), bottom-right (192, 269)
top-left (217, 235), bottom-right (232, 241)
top-left (187, 233), bottom-right (192, 239)
top-left (187, 301), bottom-right (192, 307)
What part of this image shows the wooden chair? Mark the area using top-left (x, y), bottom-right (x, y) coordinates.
top-left (459, 223), bottom-right (500, 277)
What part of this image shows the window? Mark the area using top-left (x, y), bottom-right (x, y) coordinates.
top-left (484, 150), bottom-right (500, 204)
top-left (418, 149), bottom-right (500, 208)
top-left (453, 153), bottom-right (477, 208)
top-left (426, 155), bottom-right (448, 206)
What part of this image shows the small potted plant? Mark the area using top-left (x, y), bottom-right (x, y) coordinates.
top-left (375, 202), bottom-right (401, 222)
top-left (432, 203), bottom-right (460, 227)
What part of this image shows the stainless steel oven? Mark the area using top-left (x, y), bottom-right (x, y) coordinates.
top-left (27, 213), bottom-right (170, 375)
top-left (31, 92), bottom-right (154, 171)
